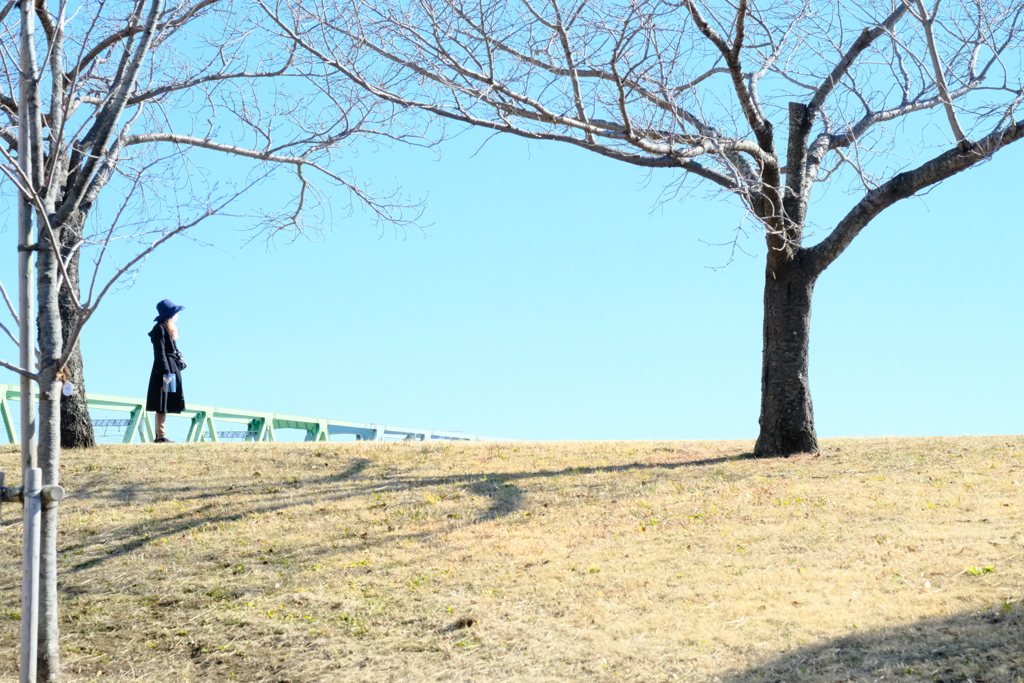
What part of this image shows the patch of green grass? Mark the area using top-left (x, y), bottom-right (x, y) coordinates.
top-left (965, 565), bottom-right (996, 576)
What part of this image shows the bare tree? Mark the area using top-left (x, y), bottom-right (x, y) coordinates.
top-left (263, 0), bottom-right (1024, 456)
top-left (0, 0), bottom-right (422, 450)
top-left (0, 0), bottom-right (419, 678)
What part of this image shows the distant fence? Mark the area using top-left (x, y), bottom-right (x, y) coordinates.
top-left (0, 383), bottom-right (507, 444)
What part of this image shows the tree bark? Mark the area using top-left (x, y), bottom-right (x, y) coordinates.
top-left (36, 234), bottom-right (63, 682)
top-left (753, 254), bottom-right (820, 458)
top-left (59, 215), bottom-right (96, 449)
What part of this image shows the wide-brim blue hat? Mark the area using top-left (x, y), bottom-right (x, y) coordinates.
top-left (154, 299), bottom-right (185, 322)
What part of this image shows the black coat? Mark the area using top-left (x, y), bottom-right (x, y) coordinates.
top-left (146, 323), bottom-right (185, 413)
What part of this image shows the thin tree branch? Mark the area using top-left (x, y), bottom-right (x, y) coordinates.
top-left (57, 185), bottom-right (259, 372)
top-left (263, 1), bottom-right (742, 188)
top-left (0, 145), bottom-right (82, 308)
top-left (65, 0), bottom-right (220, 86)
top-left (0, 278), bottom-right (18, 325)
top-left (807, 4), bottom-right (910, 118)
top-left (0, 0), bottom-right (15, 24)
top-left (124, 58), bottom-right (295, 107)
top-left (55, 0), bottom-right (164, 226)
top-left (0, 358), bottom-right (38, 379)
top-left (912, 0), bottom-right (967, 142)
top-left (0, 318), bottom-right (18, 348)
top-left (682, 0), bottom-right (774, 153)
top-left (550, 0), bottom-right (591, 142)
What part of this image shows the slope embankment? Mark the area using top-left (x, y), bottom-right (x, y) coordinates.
top-left (0, 436), bottom-right (1021, 681)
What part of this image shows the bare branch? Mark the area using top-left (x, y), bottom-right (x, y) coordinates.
top-left (0, 144), bottom-right (81, 308)
top-left (911, 0), bottom-right (967, 142)
top-left (0, 0), bottom-right (15, 24)
top-left (260, 0), bottom-right (742, 189)
top-left (0, 357), bottom-right (37, 379)
top-left (57, 179), bottom-right (265, 372)
top-left (65, 0), bottom-right (220, 86)
top-left (0, 320), bottom-right (18, 348)
top-left (56, 0), bottom-right (164, 226)
top-left (808, 117), bottom-right (1024, 273)
top-left (124, 57), bottom-right (295, 107)
top-left (682, 0), bottom-right (774, 153)
top-left (550, 0), bottom-right (591, 142)
top-left (807, 4), bottom-right (911, 118)
top-left (0, 278), bottom-right (17, 325)
top-left (121, 132), bottom-right (328, 170)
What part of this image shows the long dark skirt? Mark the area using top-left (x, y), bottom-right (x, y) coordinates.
top-left (146, 363), bottom-right (185, 413)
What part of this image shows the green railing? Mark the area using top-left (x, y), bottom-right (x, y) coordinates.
top-left (0, 383), bottom-right (503, 443)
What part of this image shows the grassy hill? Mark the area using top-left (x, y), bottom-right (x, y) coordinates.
top-left (0, 436), bottom-right (1022, 682)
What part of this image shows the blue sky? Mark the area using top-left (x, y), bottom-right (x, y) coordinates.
top-left (2, 127), bottom-right (1022, 442)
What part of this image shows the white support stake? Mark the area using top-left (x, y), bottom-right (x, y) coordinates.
top-left (21, 467), bottom-right (41, 683)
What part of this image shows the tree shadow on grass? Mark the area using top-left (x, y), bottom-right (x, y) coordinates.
top-left (54, 451), bottom-right (751, 575)
top-left (722, 603), bottom-right (1024, 682)
top-left (59, 458), bottom-right (377, 574)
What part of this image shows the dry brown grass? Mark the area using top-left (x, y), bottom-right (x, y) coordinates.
top-left (0, 435), bottom-right (1022, 682)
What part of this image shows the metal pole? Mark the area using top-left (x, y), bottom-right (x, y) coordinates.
top-left (21, 467), bottom-right (41, 683)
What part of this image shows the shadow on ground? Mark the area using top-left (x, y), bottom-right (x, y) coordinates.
top-left (723, 604), bottom-right (1024, 682)
top-left (53, 450), bottom-right (750, 574)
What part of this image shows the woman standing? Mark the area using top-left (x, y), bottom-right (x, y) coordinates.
top-left (147, 299), bottom-right (186, 443)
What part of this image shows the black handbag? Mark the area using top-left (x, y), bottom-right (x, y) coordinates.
top-left (171, 338), bottom-right (187, 370)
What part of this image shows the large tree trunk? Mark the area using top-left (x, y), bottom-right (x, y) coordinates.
top-left (59, 215), bottom-right (96, 449)
top-left (36, 235), bottom-right (63, 682)
top-left (753, 254), bottom-right (820, 458)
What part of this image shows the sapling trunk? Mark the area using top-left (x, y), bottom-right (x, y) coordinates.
top-left (36, 237), bottom-right (62, 682)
